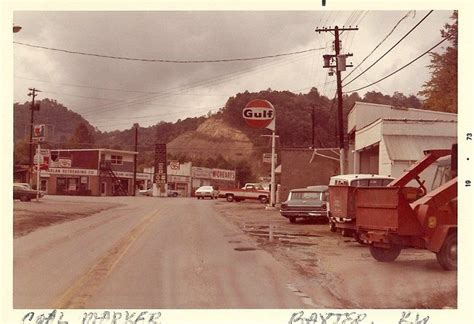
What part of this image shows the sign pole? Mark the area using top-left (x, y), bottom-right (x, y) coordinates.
top-left (270, 127), bottom-right (276, 207)
top-left (242, 99), bottom-right (276, 208)
top-left (36, 143), bottom-right (40, 202)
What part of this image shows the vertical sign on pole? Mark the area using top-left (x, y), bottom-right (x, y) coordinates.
top-left (242, 99), bottom-right (276, 207)
top-left (154, 143), bottom-right (167, 197)
top-left (36, 144), bottom-right (40, 201)
top-left (32, 124), bottom-right (46, 201)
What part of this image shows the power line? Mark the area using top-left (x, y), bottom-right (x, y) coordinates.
top-left (77, 51), bottom-right (317, 116)
top-left (342, 10), bottom-right (414, 82)
top-left (343, 36), bottom-right (449, 94)
top-left (92, 107), bottom-right (221, 127)
top-left (342, 10), bottom-right (433, 88)
top-left (14, 41), bottom-right (323, 64)
top-left (15, 76), bottom-right (231, 97)
top-left (37, 89), bottom-right (222, 114)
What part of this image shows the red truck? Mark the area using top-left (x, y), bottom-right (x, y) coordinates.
top-left (356, 145), bottom-right (457, 270)
top-left (219, 183), bottom-right (270, 203)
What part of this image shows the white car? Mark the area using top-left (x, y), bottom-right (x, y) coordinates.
top-left (195, 186), bottom-right (219, 199)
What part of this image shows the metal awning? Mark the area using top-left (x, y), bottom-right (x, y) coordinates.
top-left (383, 135), bottom-right (457, 161)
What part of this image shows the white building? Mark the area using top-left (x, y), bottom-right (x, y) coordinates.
top-left (347, 102), bottom-right (457, 186)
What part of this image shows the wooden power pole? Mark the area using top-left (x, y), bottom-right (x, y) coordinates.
top-left (315, 25), bottom-right (357, 174)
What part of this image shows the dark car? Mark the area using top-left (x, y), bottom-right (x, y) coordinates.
top-left (280, 185), bottom-right (329, 223)
top-left (13, 184), bottom-right (44, 202)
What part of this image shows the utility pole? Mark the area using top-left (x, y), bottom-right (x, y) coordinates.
top-left (27, 88), bottom-right (40, 183)
top-left (133, 124), bottom-right (138, 196)
top-left (315, 25), bottom-right (357, 174)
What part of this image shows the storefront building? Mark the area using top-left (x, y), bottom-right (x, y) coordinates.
top-left (40, 148), bottom-right (146, 196)
top-left (347, 102), bottom-right (457, 186)
top-left (191, 167), bottom-right (236, 192)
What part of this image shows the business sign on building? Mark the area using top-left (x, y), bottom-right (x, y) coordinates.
top-left (112, 171), bottom-right (153, 180)
top-left (262, 153), bottom-right (278, 164)
top-left (211, 168), bottom-right (235, 181)
top-left (192, 167), bottom-right (212, 179)
top-left (169, 160), bottom-right (180, 170)
top-left (32, 124), bottom-right (46, 142)
top-left (154, 144), bottom-right (167, 185)
top-left (47, 168), bottom-right (98, 176)
top-left (58, 159), bottom-right (72, 168)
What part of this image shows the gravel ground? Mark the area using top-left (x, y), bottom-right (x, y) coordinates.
top-left (213, 199), bottom-right (457, 309)
top-left (13, 195), bottom-right (123, 238)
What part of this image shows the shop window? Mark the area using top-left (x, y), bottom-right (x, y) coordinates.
top-left (57, 178), bottom-right (67, 193)
top-left (111, 155), bottom-right (123, 165)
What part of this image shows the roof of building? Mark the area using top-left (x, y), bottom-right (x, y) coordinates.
top-left (281, 147), bottom-right (339, 152)
top-left (383, 135), bottom-right (457, 161)
top-left (51, 148), bottom-right (138, 155)
top-left (349, 101), bottom-right (457, 117)
top-left (355, 117), bottom-right (458, 135)
top-left (348, 101), bottom-right (457, 134)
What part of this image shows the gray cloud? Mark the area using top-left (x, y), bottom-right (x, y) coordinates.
top-left (13, 10), bottom-right (454, 131)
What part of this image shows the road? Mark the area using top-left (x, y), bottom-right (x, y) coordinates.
top-left (14, 196), bottom-right (325, 309)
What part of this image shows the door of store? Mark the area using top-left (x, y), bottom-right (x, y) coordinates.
top-left (101, 182), bottom-right (107, 196)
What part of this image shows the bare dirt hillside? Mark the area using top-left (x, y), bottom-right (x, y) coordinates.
top-left (167, 117), bottom-right (255, 162)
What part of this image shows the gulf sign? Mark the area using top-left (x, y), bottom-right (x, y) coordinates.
top-left (242, 99), bottom-right (275, 128)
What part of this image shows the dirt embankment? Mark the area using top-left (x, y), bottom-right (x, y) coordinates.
top-left (213, 200), bottom-right (457, 309)
top-left (13, 198), bottom-right (122, 238)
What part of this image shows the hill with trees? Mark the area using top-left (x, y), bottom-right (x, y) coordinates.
top-left (14, 88), bottom-right (428, 183)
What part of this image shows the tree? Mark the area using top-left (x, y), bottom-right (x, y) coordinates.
top-left (13, 139), bottom-right (30, 165)
top-left (235, 160), bottom-right (253, 186)
top-left (69, 122), bottom-right (95, 148)
top-left (419, 11), bottom-right (457, 113)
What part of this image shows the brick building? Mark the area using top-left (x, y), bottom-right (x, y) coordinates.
top-left (39, 148), bottom-right (147, 196)
top-left (279, 148), bottom-right (340, 202)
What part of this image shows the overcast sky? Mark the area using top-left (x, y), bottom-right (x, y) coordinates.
top-left (12, 10), bottom-right (454, 132)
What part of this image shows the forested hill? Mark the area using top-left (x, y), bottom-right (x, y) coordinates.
top-left (14, 88), bottom-right (423, 150)
top-left (14, 98), bottom-right (95, 145)
top-left (217, 88), bottom-right (422, 148)
top-left (14, 88), bottom-right (424, 175)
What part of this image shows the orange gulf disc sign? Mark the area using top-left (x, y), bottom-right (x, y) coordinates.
top-left (242, 99), bottom-right (275, 128)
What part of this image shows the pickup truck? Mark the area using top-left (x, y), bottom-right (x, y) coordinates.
top-left (219, 183), bottom-right (270, 203)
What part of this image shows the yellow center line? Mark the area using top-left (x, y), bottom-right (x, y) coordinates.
top-left (52, 208), bottom-right (161, 308)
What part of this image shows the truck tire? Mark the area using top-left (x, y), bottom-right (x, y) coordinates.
top-left (226, 194), bottom-right (234, 202)
top-left (436, 232), bottom-right (457, 271)
top-left (289, 217), bottom-right (296, 223)
top-left (259, 196), bottom-right (268, 204)
top-left (369, 244), bottom-right (402, 262)
top-left (20, 195), bottom-right (31, 202)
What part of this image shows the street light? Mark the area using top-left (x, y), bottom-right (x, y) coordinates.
top-left (13, 25), bottom-right (22, 33)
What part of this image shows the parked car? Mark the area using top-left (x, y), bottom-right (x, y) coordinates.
top-left (13, 184), bottom-right (44, 202)
top-left (195, 186), bottom-right (219, 199)
top-left (280, 185), bottom-right (329, 223)
top-left (167, 189), bottom-right (179, 197)
top-left (14, 182), bottom-right (32, 189)
top-left (139, 188), bottom-right (153, 196)
top-left (139, 188), bottom-right (180, 197)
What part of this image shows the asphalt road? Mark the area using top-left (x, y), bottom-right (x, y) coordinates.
top-left (14, 196), bottom-right (317, 309)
